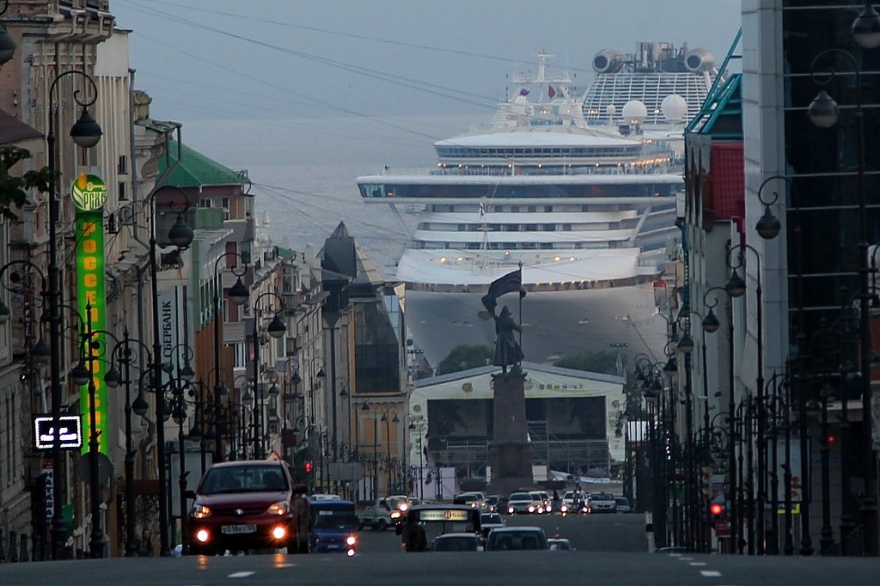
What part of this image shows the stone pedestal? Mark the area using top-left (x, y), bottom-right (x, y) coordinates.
top-left (488, 369), bottom-right (533, 497)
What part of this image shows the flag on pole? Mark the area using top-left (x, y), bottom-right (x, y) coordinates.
top-left (518, 88), bottom-right (530, 96)
top-left (481, 269), bottom-right (526, 313)
top-left (548, 85), bottom-right (556, 98)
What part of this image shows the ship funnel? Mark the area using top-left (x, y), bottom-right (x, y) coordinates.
top-left (684, 48), bottom-right (715, 73)
top-left (592, 49), bottom-right (624, 73)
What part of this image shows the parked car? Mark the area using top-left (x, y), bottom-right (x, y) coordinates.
top-left (432, 532), bottom-right (484, 552)
top-left (615, 496), bottom-right (632, 513)
top-left (485, 526), bottom-right (549, 551)
top-left (187, 460), bottom-right (310, 555)
top-left (589, 492), bottom-right (618, 513)
top-left (507, 491), bottom-right (541, 514)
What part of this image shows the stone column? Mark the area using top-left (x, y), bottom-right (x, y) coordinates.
top-left (488, 369), bottom-right (533, 497)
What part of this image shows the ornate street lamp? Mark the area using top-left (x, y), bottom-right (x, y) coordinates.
top-left (212, 252), bottom-right (248, 462)
top-left (46, 69), bottom-right (102, 560)
top-left (808, 41), bottom-right (878, 557)
top-left (251, 292), bottom-right (286, 459)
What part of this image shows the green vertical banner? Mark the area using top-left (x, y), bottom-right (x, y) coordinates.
top-left (72, 173), bottom-right (109, 456)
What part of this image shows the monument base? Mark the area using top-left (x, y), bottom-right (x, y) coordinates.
top-left (487, 369), bottom-right (533, 496)
top-left (488, 442), bottom-right (533, 497)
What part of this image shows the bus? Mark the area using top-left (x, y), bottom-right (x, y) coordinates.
top-left (308, 498), bottom-right (358, 555)
top-left (398, 504), bottom-right (482, 552)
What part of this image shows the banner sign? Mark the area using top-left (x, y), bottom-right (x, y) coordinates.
top-left (73, 173), bottom-right (109, 455)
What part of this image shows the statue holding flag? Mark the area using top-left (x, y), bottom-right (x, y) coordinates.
top-left (480, 268), bottom-right (526, 373)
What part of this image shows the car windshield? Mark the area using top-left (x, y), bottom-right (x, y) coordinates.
top-left (592, 493), bottom-right (614, 501)
top-left (200, 465), bottom-right (288, 495)
top-left (386, 496), bottom-right (409, 509)
top-left (509, 492), bottom-right (531, 501)
top-left (312, 507), bottom-right (358, 530)
top-left (616, 498), bottom-right (629, 505)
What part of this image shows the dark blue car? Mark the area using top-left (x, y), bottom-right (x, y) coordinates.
top-left (308, 499), bottom-right (358, 555)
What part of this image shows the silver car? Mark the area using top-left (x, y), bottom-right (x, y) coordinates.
top-left (589, 492), bottom-right (618, 513)
top-left (507, 491), bottom-right (541, 514)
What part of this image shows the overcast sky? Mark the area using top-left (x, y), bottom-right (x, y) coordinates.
top-left (111, 0), bottom-right (743, 168)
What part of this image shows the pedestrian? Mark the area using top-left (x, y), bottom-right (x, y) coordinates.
top-left (138, 529), bottom-right (153, 557)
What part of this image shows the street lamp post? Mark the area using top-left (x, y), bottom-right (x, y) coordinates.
top-left (702, 285), bottom-right (738, 553)
top-left (212, 253), bottom-right (249, 463)
top-left (409, 417), bottom-right (427, 500)
top-left (251, 292), bottom-right (287, 460)
top-left (46, 69), bottom-right (102, 560)
top-left (807, 39), bottom-right (879, 556)
top-left (381, 409), bottom-right (400, 493)
top-left (148, 186), bottom-right (194, 556)
top-left (724, 242), bottom-right (767, 554)
top-left (69, 303), bottom-right (107, 558)
top-left (103, 329), bottom-right (152, 557)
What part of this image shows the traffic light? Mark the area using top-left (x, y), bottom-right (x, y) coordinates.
top-left (701, 467), bottom-right (712, 497)
top-left (305, 461), bottom-right (313, 474)
top-left (710, 502), bottom-right (725, 527)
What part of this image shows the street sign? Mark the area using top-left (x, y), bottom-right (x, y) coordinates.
top-left (34, 415), bottom-right (83, 450)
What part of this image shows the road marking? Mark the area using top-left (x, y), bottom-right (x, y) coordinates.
top-left (228, 571), bottom-right (255, 579)
top-left (700, 570), bottom-right (722, 577)
top-left (689, 562), bottom-right (707, 566)
top-left (679, 556), bottom-right (693, 560)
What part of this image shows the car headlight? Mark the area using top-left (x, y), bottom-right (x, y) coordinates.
top-left (508, 506), bottom-right (514, 514)
top-left (266, 500), bottom-right (290, 516)
top-left (191, 504), bottom-right (212, 519)
top-left (399, 503), bottom-right (409, 512)
top-left (391, 510), bottom-right (402, 519)
top-left (346, 536), bottom-right (357, 546)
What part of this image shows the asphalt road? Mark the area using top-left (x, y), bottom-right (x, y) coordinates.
top-left (2, 513), bottom-right (879, 585)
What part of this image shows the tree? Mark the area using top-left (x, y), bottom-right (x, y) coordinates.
top-left (554, 350), bottom-right (626, 376)
top-left (436, 344), bottom-right (492, 375)
top-left (0, 146), bottom-right (53, 221)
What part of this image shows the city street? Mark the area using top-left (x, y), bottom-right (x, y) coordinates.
top-left (2, 513), bottom-right (879, 585)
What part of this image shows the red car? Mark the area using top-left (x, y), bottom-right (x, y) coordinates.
top-left (188, 460), bottom-right (309, 555)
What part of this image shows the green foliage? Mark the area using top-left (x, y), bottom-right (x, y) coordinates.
top-left (0, 146), bottom-right (53, 221)
top-left (436, 344), bottom-right (492, 375)
top-left (554, 350), bottom-right (627, 376)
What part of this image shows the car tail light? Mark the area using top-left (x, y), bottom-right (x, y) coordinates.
top-left (346, 536), bottom-right (357, 546)
top-left (346, 547), bottom-right (356, 557)
top-left (196, 529), bottom-right (210, 543)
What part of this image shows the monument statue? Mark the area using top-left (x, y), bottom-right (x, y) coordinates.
top-left (492, 305), bottom-right (524, 373)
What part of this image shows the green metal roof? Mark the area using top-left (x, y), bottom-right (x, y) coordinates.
top-left (158, 139), bottom-right (250, 188)
top-left (693, 73), bottom-right (743, 138)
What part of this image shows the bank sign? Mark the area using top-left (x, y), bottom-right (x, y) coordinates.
top-left (72, 173), bottom-right (109, 455)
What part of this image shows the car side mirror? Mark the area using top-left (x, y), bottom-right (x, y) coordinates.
top-left (293, 483), bottom-right (308, 495)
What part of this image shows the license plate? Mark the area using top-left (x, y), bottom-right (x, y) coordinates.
top-left (327, 544), bottom-right (340, 549)
top-left (221, 524), bottom-right (257, 535)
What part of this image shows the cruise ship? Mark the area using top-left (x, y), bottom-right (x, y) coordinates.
top-left (358, 44), bottom-right (720, 370)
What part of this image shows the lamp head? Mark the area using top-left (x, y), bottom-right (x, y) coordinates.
top-left (104, 365), bottom-right (121, 388)
top-left (70, 107), bottom-right (102, 148)
top-left (853, 2), bottom-right (880, 48)
top-left (168, 214), bottom-right (195, 249)
top-left (267, 314), bottom-right (286, 338)
top-left (32, 337), bottom-right (51, 363)
top-left (756, 205), bottom-right (782, 240)
top-left (0, 24), bottom-right (16, 66)
top-left (724, 269), bottom-right (746, 298)
top-left (228, 277), bottom-right (249, 306)
top-left (702, 309), bottom-right (721, 334)
top-left (132, 391), bottom-right (150, 417)
top-left (677, 332), bottom-right (695, 354)
top-left (71, 362), bottom-right (91, 386)
top-left (807, 90), bottom-right (839, 128)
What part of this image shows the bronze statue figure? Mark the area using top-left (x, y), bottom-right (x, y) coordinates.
top-left (492, 305), bottom-right (524, 373)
